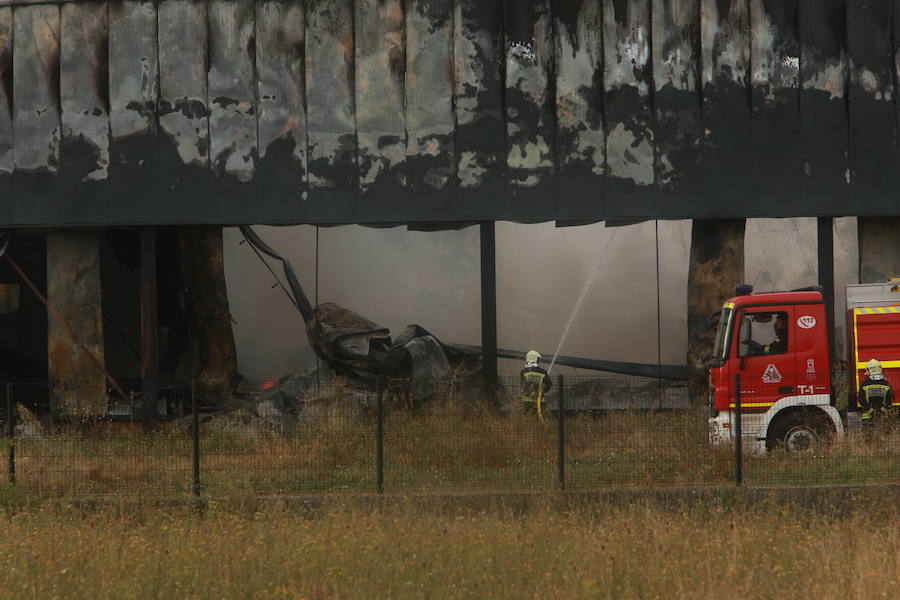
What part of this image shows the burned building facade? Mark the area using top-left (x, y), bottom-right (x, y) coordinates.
top-left (0, 0), bottom-right (898, 413)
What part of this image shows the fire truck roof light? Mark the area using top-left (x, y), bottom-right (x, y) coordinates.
top-left (734, 284), bottom-right (753, 296)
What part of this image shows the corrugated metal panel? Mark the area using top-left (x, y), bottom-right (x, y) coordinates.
top-left (0, 0), bottom-right (897, 225)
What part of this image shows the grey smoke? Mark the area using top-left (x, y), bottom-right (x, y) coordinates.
top-left (222, 218), bottom-right (857, 380)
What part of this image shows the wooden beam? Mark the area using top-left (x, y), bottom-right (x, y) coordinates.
top-left (47, 231), bottom-right (107, 417)
top-left (687, 219), bottom-right (745, 404)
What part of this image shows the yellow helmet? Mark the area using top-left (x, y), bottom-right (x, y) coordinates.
top-left (525, 350), bottom-right (542, 365)
top-left (866, 358), bottom-right (883, 379)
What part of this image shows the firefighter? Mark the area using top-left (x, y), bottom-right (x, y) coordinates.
top-left (520, 350), bottom-right (551, 414)
top-left (748, 313), bottom-right (788, 355)
top-left (858, 358), bottom-right (894, 424)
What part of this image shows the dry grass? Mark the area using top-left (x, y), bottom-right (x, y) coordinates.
top-left (0, 400), bottom-right (898, 497)
top-left (0, 498), bottom-right (896, 599)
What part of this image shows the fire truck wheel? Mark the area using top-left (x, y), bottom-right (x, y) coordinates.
top-left (767, 411), bottom-right (833, 453)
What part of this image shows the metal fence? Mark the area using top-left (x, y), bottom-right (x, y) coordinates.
top-left (0, 375), bottom-right (897, 498)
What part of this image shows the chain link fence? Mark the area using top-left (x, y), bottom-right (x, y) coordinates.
top-left (0, 375), bottom-right (897, 498)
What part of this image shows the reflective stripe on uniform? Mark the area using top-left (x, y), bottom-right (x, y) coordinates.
top-left (522, 372), bottom-right (546, 403)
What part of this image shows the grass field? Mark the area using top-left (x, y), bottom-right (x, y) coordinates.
top-left (2, 409), bottom-right (900, 497)
top-left (0, 493), bottom-right (896, 599)
top-left (1, 403), bottom-right (899, 497)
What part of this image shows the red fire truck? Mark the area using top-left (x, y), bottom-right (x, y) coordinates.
top-left (707, 281), bottom-right (900, 452)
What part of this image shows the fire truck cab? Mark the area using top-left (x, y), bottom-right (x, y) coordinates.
top-left (708, 281), bottom-right (900, 452)
top-left (708, 287), bottom-right (842, 452)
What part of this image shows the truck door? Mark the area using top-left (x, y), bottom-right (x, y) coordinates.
top-left (735, 308), bottom-right (796, 410)
top-left (793, 304), bottom-right (830, 398)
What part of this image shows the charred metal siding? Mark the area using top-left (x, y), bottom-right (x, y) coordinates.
top-left (0, 0), bottom-right (897, 225)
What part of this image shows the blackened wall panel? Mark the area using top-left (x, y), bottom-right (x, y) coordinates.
top-left (6, 0), bottom-right (900, 225)
top-left (652, 0), bottom-right (702, 212)
top-left (13, 4), bottom-right (61, 224)
top-left (108, 0), bottom-right (157, 223)
top-left (158, 0), bottom-right (210, 221)
top-left (208, 0), bottom-right (257, 220)
top-left (453, 0), bottom-right (505, 219)
top-left (603, 0), bottom-right (655, 218)
top-left (799, 0), bottom-right (848, 215)
top-left (59, 1), bottom-right (110, 224)
top-left (0, 8), bottom-right (13, 225)
top-left (404, 0), bottom-right (455, 219)
top-left (847, 0), bottom-right (897, 215)
top-left (699, 0), bottom-right (751, 218)
top-left (256, 0), bottom-right (307, 222)
top-left (750, 0), bottom-right (801, 216)
top-left (505, 0), bottom-right (554, 220)
top-left (554, 0), bottom-right (605, 221)
top-left (354, 0), bottom-right (405, 218)
top-left (305, 0), bottom-right (357, 221)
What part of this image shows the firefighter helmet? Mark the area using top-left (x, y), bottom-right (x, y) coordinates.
top-left (866, 358), bottom-right (884, 380)
top-left (525, 350), bottom-right (542, 366)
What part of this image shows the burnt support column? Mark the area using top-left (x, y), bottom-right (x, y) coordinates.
top-left (140, 227), bottom-right (158, 430)
top-left (175, 227), bottom-right (237, 397)
top-left (858, 217), bottom-right (900, 284)
top-left (687, 219), bottom-right (745, 404)
top-left (480, 222), bottom-right (498, 397)
top-left (817, 217), bottom-right (835, 364)
top-left (46, 230), bottom-right (107, 417)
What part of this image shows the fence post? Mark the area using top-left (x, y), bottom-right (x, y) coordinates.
top-left (557, 374), bottom-right (565, 491)
top-left (734, 373), bottom-right (742, 487)
top-left (192, 382), bottom-right (201, 497)
top-left (376, 376), bottom-right (384, 494)
top-left (6, 383), bottom-right (14, 485)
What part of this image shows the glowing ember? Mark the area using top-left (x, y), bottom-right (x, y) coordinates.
top-left (259, 379), bottom-right (277, 390)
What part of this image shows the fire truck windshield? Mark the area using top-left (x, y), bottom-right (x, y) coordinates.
top-left (712, 307), bottom-right (734, 362)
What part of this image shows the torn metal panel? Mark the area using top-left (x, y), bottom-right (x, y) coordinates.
top-left (208, 0), bottom-right (257, 186)
top-left (405, 0), bottom-right (455, 197)
top-left (307, 303), bottom-right (451, 400)
top-left (255, 0), bottom-right (307, 219)
top-left (158, 0), bottom-right (208, 168)
top-left (847, 0), bottom-right (897, 215)
top-left (553, 0), bottom-right (605, 220)
top-left (699, 0), bottom-right (751, 217)
top-left (60, 2), bottom-right (109, 183)
top-left (305, 0), bottom-right (357, 203)
top-left (602, 0), bottom-right (655, 217)
top-left (798, 0), bottom-right (848, 215)
top-left (453, 0), bottom-right (504, 217)
top-left (505, 0), bottom-right (554, 213)
top-left (354, 0), bottom-right (405, 197)
top-left (108, 0), bottom-right (158, 221)
top-left (652, 0), bottom-right (702, 196)
top-left (158, 0), bottom-right (210, 220)
top-left (749, 0), bottom-right (801, 215)
top-left (108, 0), bottom-right (156, 139)
top-left (13, 3), bottom-right (61, 224)
top-left (46, 230), bottom-right (107, 417)
top-left (12, 4), bottom-right (59, 173)
top-left (59, 1), bottom-right (110, 223)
